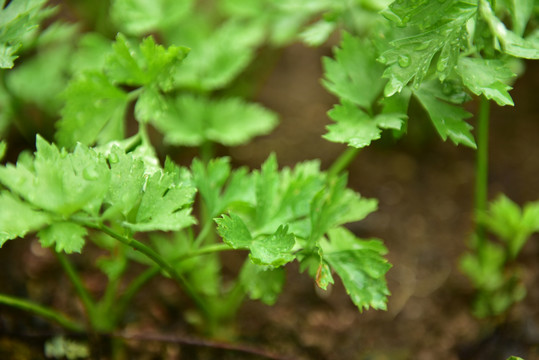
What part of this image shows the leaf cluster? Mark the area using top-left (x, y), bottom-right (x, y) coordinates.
top-left (320, 0), bottom-right (538, 150)
top-left (460, 195), bottom-right (539, 317)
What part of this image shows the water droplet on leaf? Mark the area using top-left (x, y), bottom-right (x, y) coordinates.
top-left (414, 42), bottom-right (429, 51)
top-left (437, 59), bottom-right (448, 72)
top-left (108, 152), bottom-right (119, 164)
top-left (83, 166), bottom-right (99, 181)
top-left (398, 54), bottom-right (411, 68)
top-left (377, 55), bottom-right (387, 64)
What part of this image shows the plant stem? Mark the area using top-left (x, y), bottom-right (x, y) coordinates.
top-left (116, 266), bottom-right (161, 319)
top-left (55, 252), bottom-right (96, 317)
top-left (475, 96), bottom-right (490, 254)
top-left (0, 293), bottom-right (84, 332)
top-left (178, 243), bottom-right (232, 261)
top-left (200, 141), bottom-right (214, 164)
top-left (328, 146), bottom-right (361, 177)
top-left (92, 224), bottom-right (211, 316)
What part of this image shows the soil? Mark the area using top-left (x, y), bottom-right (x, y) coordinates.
top-left (1, 41), bottom-right (538, 359)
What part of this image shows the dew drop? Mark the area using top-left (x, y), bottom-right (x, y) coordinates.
top-left (83, 166), bottom-right (99, 181)
top-left (398, 54), bottom-right (411, 68)
top-left (377, 55), bottom-right (388, 64)
top-left (108, 152), bottom-right (119, 164)
top-left (414, 42), bottom-right (429, 51)
top-left (437, 59), bottom-right (448, 72)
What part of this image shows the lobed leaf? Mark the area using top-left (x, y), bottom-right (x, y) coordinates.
top-left (170, 20), bottom-right (264, 91)
top-left (106, 33), bottom-right (189, 90)
top-left (457, 57), bottom-right (516, 106)
top-left (56, 72), bottom-right (128, 149)
top-left (0, 191), bottom-right (50, 246)
top-left (322, 32), bottom-right (385, 110)
top-left (321, 227), bottom-right (391, 311)
top-left (126, 164), bottom-right (196, 232)
top-left (413, 82), bottom-right (475, 148)
top-left (151, 95), bottom-right (278, 147)
top-left (479, 0), bottom-right (539, 59)
top-left (239, 261), bottom-right (286, 305)
top-left (38, 222), bottom-right (87, 254)
top-left (380, 0), bottom-right (477, 95)
top-left (0, 0), bottom-right (50, 68)
top-left (324, 101), bottom-right (382, 148)
top-left (0, 136), bottom-right (110, 216)
top-left (111, 0), bottom-right (193, 36)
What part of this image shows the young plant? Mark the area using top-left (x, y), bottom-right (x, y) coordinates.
top-left (0, 0), bottom-right (392, 341)
top-left (312, 0), bottom-right (538, 319)
top-left (461, 195), bottom-right (539, 318)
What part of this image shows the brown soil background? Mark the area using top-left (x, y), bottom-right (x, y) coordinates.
top-left (1, 40), bottom-right (538, 359)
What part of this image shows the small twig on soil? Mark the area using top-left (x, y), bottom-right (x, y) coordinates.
top-left (112, 331), bottom-right (293, 360)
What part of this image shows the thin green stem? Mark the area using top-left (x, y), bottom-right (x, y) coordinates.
top-left (328, 146), bottom-right (361, 178)
top-left (55, 252), bottom-right (96, 317)
top-left (115, 266), bottom-right (161, 319)
top-left (178, 243), bottom-right (232, 262)
top-left (200, 141), bottom-right (214, 164)
top-left (475, 96), bottom-right (490, 255)
top-left (0, 293), bottom-right (84, 332)
top-left (193, 220), bottom-right (214, 248)
top-left (88, 223), bottom-right (211, 317)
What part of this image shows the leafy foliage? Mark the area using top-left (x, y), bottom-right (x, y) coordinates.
top-left (321, 0), bottom-right (537, 150)
top-left (460, 195), bottom-right (539, 317)
top-left (0, 136), bottom-right (196, 252)
top-left (215, 155), bottom-right (389, 311)
top-left (0, 0), bottom-right (50, 68)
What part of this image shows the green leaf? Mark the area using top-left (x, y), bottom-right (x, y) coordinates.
top-left (506, 0), bottom-right (534, 36)
top-left (56, 72), bottom-right (128, 149)
top-left (480, 0), bottom-right (539, 59)
top-left (478, 195), bottom-right (539, 258)
top-left (0, 191), bottom-right (50, 246)
top-left (300, 19), bottom-right (335, 46)
top-left (0, 0), bottom-right (49, 68)
top-left (321, 227), bottom-right (391, 311)
top-left (239, 261), bottom-right (285, 305)
top-left (126, 163), bottom-right (196, 232)
top-left (309, 175), bottom-right (378, 242)
top-left (250, 225), bottom-right (295, 267)
top-left (0, 136), bottom-right (110, 216)
top-left (134, 86), bottom-right (167, 123)
top-left (254, 154), bottom-right (280, 229)
top-left (413, 82), bottom-right (475, 148)
top-left (380, 0), bottom-right (477, 95)
top-left (460, 240), bottom-right (505, 290)
top-left (322, 32), bottom-right (385, 110)
top-left (191, 158), bottom-right (254, 217)
top-left (69, 33), bottom-right (112, 74)
top-left (102, 147), bottom-right (146, 220)
top-left (171, 20), bottom-right (264, 90)
top-left (96, 254), bottom-right (128, 280)
top-left (217, 215), bottom-right (295, 267)
top-left (106, 33), bottom-right (189, 90)
top-left (111, 0), bottom-right (193, 36)
top-left (457, 57), bottom-right (515, 106)
top-left (323, 101), bottom-right (382, 148)
top-left (6, 38), bottom-right (73, 114)
top-left (216, 213), bottom-right (252, 249)
top-left (38, 222), bottom-right (87, 254)
top-left (151, 95), bottom-right (278, 147)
